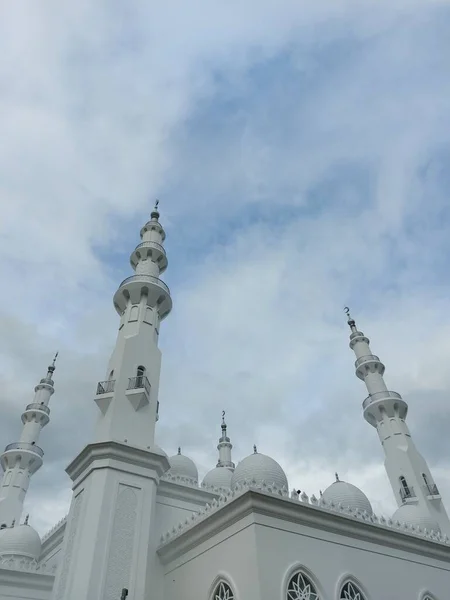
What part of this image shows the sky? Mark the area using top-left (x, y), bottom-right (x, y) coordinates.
top-left (1, 0), bottom-right (450, 536)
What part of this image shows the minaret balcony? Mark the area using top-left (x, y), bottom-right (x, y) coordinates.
top-left (4, 442), bottom-right (44, 458)
top-left (21, 403), bottom-right (50, 426)
top-left (126, 376), bottom-right (151, 411)
top-left (362, 390), bottom-right (408, 423)
top-left (130, 241), bottom-right (168, 273)
top-left (424, 483), bottom-right (441, 498)
top-left (113, 274), bottom-right (172, 319)
top-left (94, 380), bottom-right (116, 415)
top-left (354, 354), bottom-right (385, 379)
top-left (1, 442), bottom-right (44, 474)
top-left (399, 485), bottom-right (416, 503)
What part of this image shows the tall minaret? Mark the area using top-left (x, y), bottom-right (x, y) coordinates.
top-left (52, 204), bottom-right (172, 600)
top-left (0, 354), bottom-right (58, 528)
top-left (345, 309), bottom-right (450, 534)
top-left (216, 411), bottom-right (235, 469)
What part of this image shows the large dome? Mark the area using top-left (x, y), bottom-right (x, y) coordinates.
top-left (392, 504), bottom-right (441, 533)
top-left (203, 466), bottom-right (233, 490)
top-left (231, 450), bottom-right (288, 490)
top-left (322, 480), bottom-right (373, 515)
top-left (0, 524), bottom-right (42, 560)
top-left (168, 449), bottom-right (198, 482)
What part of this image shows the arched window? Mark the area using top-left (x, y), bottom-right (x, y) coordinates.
top-left (212, 580), bottom-right (234, 600)
top-left (136, 366), bottom-right (145, 388)
top-left (340, 581), bottom-right (366, 600)
top-left (287, 571), bottom-right (319, 600)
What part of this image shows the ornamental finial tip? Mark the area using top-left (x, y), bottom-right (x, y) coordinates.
top-left (335, 472), bottom-right (339, 482)
top-left (222, 410), bottom-right (226, 425)
top-left (253, 444), bottom-right (257, 454)
top-left (155, 199), bottom-right (159, 211)
top-left (24, 514), bottom-right (29, 525)
top-left (177, 447), bottom-right (181, 455)
top-left (48, 351), bottom-right (58, 374)
top-left (344, 307), bottom-right (356, 330)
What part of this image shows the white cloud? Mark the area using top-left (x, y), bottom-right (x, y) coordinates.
top-left (1, 1), bottom-right (450, 535)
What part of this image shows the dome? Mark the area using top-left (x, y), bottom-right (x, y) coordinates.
top-left (322, 480), bottom-right (373, 515)
top-left (231, 450), bottom-right (288, 490)
top-left (203, 466), bottom-right (233, 490)
top-left (392, 503), bottom-right (441, 533)
top-left (0, 524), bottom-right (42, 560)
top-left (168, 449), bottom-right (198, 481)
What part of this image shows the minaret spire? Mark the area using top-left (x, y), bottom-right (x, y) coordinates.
top-left (346, 309), bottom-right (450, 534)
top-left (0, 356), bottom-right (57, 528)
top-left (216, 411), bottom-right (235, 469)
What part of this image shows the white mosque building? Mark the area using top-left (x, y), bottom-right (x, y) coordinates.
top-left (0, 207), bottom-right (449, 600)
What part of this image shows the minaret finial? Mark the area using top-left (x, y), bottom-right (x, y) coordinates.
top-left (253, 444), bottom-right (257, 454)
top-left (151, 199), bottom-right (160, 220)
top-left (177, 446), bottom-right (181, 455)
top-left (335, 472), bottom-right (339, 482)
top-left (48, 351), bottom-right (58, 375)
top-left (344, 307), bottom-right (357, 331)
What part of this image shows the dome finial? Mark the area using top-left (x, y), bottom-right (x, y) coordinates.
top-left (177, 446), bottom-right (181, 455)
top-left (24, 514), bottom-right (29, 525)
top-left (335, 472), bottom-right (340, 482)
top-left (11, 519), bottom-right (15, 528)
top-left (253, 444), bottom-right (258, 454)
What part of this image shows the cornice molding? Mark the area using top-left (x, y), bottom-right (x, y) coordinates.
top-left (157, 488), bottom-right (450, 565)
top-left (0, 566), bottom-right (54, 590)
top-left (66, 441), bottom-right (170, 485)
top-left (158, 479), bottom-right (217, 504)
top-left (40, 518), bottom-right (67, 559)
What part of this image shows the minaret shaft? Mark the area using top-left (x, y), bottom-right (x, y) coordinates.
top-left (53, 206), bottom-right (172, 600)
top-left (0, 361), bottom-right (56, 528)
top-left (347, 313), bottom-right (450, 534)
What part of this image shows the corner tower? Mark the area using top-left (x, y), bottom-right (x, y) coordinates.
top-left (52, 204), bottom-right (171, 600)
top-left (345, 309), bottom-right (450, 535)
top-left (0, 355), bottom-right (58, 528)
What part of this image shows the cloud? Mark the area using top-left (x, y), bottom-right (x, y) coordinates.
top-left (1, 1), bottom-right (450, 535)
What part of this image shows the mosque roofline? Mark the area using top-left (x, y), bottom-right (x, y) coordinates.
top-left (157, 488), bottom-right (450, 565)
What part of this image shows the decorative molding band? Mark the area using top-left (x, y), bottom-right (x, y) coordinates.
top-left (157, 482), bottom-right (450, 565)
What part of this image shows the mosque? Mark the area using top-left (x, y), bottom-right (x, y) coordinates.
top-left (0, 206), bottom-right (449, 600)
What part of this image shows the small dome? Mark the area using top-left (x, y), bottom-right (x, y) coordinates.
top-left (0, 524), bottom-right (42, 560)
top-left (231, 450), bottom-right (288, 490)
top-left (322, 480), bottom-right (373, 515)
top-left (203, 466), bottom-right (233, 490)
top-left (168, 449), bottom-right (198, 481)
top-left (392, 504), bottom-right (441, 533)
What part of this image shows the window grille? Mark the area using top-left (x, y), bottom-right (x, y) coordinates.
top-left (212, 581), bottom-right (234, 600)
top-left (287, 572), bottom-right (319, 600)
top-left (340, 581), bottom-right (366, 600)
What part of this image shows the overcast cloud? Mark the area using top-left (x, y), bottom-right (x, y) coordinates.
top-left (1, 1), bottom-right (450, 535)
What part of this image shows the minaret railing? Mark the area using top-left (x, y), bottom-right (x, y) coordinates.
top-left (354, 354), bottom-right (380, 368)
top-left (127, 375), bottom-right (151, 396)
top-left (399, 485), bottom-right (416, 502)
top-left (118, 274), bottom-right (170, 295)
top-left (362, 390), bottom-right (402, 410)
top-left (424, 483), bottom-right (440, 497)
top-left (4, 442), bottom-right (44, 457)
top-left (25, 403), bottom-right (50, 415)
top-left (97, 380), bottom-right (116, 395)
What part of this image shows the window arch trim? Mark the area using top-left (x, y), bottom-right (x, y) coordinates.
top-left (282, 563), bottom-right (322, 600)
top-left (208, 574), bottom-right (238, 600)
top-left (336, 574), bottom-right (371, 600)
